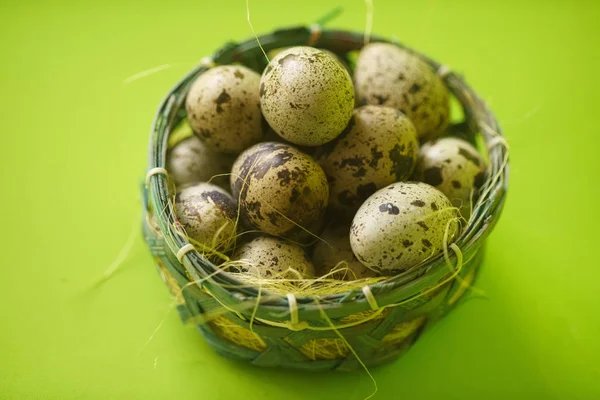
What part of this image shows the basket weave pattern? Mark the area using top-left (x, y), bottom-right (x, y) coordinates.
top-left (142, 26), bottom-right (508, 370)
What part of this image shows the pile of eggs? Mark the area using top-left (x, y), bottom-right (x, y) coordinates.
top-left (168, 44), bottom-right (487, 282)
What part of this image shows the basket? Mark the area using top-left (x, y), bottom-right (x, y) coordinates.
top-left (142, 25), bottom-right (509, 371)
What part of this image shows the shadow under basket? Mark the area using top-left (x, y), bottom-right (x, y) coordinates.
top-left (142, 26), bottom-right (509, 371)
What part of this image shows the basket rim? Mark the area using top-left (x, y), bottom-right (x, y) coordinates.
top-left (145, 26), bottom-right (509, 319)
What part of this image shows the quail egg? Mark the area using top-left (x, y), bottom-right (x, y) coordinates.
top-left (414, 137), bottom-right (487, 219)
top-left (313, 224), bottom-right (378, 280)
top-left (174, 182), bottom-right (238, 251)
top-left (230, 142), bottom-right (329, 237)
top-left (166, 135), bottom-right (234, 190)
top-left (350, 182), bottom-right (460, 274)
top-left (232, 236), bottom-right (315, 279)
top-left (354, 43), bottom-right (450, 141)
top-left (260, 46), bottom-right (354, 146)
top-left (186, 65), bottom-right (263, 154)
top-left (316, 105), bottom-right (418, 213)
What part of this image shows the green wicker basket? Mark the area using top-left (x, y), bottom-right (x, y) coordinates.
top-left (142, 25), bottom-right (509, 371)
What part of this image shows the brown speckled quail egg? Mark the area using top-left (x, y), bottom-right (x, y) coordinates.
top-left (354, 43), bottom-right (450, 142)
top-left (175, 183), bottom-right (238, 251)
top-left (186, 65), bottom-right (263, 154)
top-left (313, 224), bottom-right (378, 280)
top-left (231, 142), bottom-right (329, 237)
top-left (166, 135), bottom-right (234, 190)
top-left (414, 137), bottom-right (487, 219)
top-left (316, 105), bottom-right (418, 213)
top-left (232, 236), bottom-right (315, 279)
top-left (350, 182), bottom-right (460, 274)
top-left (260, 46), bottom-right (354, 146)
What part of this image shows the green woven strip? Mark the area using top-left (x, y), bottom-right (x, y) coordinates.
top-left (252, 338), bottom-right (308, 367)
top-left (368, 308), bottom-right (409, 341)
top-left (353, 333), bottom-right (382, 353)
top-left (200, 325), bottom-right (259, 362)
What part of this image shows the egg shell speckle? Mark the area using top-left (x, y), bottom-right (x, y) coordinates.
top-left (260, 46), bottom-right (355, 146)
top-left (230, 142), bottom-right (329, 237)
top-left (166, 135), bottom-right (235, 190)
top-left (175, 183), bottom-right (238, 251)
top-left (186, 65), bottom-right (264, 154)
top-left (267, 47), bottom-right (352, 74)
top-left (354, 43), bottom-right (450, 141)
top-left (313, 224), bottom-right (378, 280)
top-left (316, 105), bottom-right (418, 213)
top-left (414, 137), bottom-right (487, 219)
top-left (350, 182), bottom-right (460, 273)
top-left (232, 236), bottom-right (315, 279)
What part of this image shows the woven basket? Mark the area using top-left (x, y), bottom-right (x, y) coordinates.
top-left (142, 25), bottom-right (509, 371)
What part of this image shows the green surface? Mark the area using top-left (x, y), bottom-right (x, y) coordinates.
top-left (1, 0), bottom-right (599, 398)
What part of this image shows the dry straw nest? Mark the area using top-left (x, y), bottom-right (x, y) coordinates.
top-left (142, 24), bottom-right (508, 371)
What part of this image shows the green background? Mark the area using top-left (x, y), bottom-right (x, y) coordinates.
top-left (1, 0), bottom-right (599, 398)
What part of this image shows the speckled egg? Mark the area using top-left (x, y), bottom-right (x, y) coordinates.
top-left (313, 224), bottom-right (378, 280)
top-left (232, 236), bottom-right (315, 279)
top-left (414, 137), bottom-right (487, 219)
top-left (174, 183), bottom-right (238, 251)
top-left (166, 135), bottom-right (234, 190)
top-left (316, 105), bottom-right (418, 213)
top-left (354, 43), bottom-right (450, 141)
top-left (350, 182), bottom-right (460, 274)
top-left (231, 142), bottom-right (329, 237)
top-left (186, 65), bottom-right (263, 154)
top-left (260, 46), bottom-right (355, 146)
